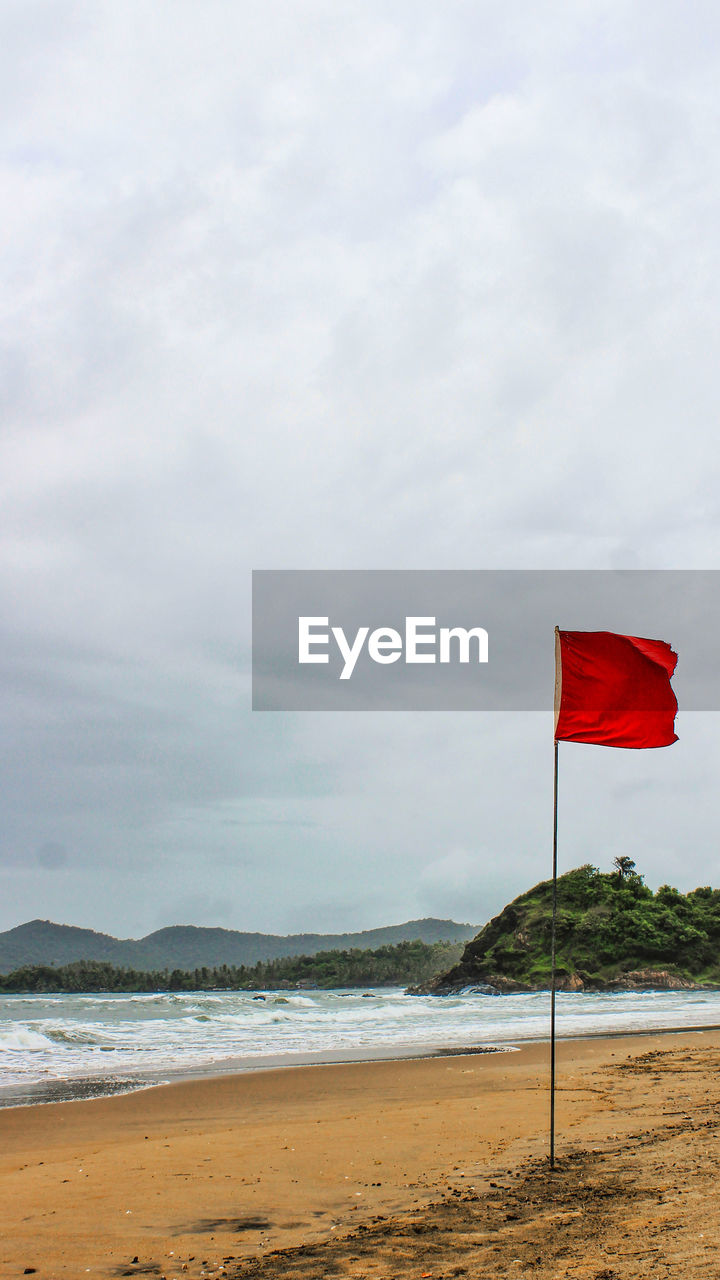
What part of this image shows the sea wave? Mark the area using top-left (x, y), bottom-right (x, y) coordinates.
top-left (2, 987), bottom-right (720, 1102)
top-left (0, 1026), bottom-right (56, 1052)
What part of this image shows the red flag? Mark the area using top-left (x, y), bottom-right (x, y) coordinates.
top-left (554, 630), bottom-right (678, 749)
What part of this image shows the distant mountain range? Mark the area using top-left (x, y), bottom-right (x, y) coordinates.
top-left (0, 917), bottom-right (477, 974)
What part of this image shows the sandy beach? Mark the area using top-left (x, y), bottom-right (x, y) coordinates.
top-left (2, 1029), bottom-right (720, 1279)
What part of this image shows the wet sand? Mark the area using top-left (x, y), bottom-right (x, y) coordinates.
top-left (2, 1029), bottom-right (719, 1278)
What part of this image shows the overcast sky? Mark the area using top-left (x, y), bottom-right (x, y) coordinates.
top-left (2, 1), bottom-right (720, 938)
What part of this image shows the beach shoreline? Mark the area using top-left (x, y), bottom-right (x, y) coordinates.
top-left (3, 1026), bottom-right (720, 1277)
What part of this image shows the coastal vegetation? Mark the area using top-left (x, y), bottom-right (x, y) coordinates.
top-left (6, 863), bottom-right (718, 996)
top-left (419, 861), bottom-right (720, 993)
top-left (0, 938), bottom-right (464, 993)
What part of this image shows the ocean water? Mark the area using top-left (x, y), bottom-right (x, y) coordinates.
top-left (2, 986), bottom-right (720, 1107)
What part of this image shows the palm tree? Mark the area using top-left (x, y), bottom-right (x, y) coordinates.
top-left (613, 855), bottom-right (636, 881)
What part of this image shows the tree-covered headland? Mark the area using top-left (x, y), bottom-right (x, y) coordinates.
top-left (417, 860), bottom-right (720, 993)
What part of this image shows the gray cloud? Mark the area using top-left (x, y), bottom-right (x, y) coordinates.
top-left (1, 2), bottom-right (720, 935)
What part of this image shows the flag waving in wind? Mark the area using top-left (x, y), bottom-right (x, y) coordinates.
top-left (554, 629), bottom-right (679, 749)
top-left (548, 626), bottom-right (678, 1167)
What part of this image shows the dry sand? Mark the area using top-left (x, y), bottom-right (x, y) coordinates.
top-left (2, 1030), bottom-right (720, 1278)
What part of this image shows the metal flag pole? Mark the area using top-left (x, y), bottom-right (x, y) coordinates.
top-left (550, 734), bottom-right (559, 1168)
top-left (550, 627), bottom-right (561, 1168)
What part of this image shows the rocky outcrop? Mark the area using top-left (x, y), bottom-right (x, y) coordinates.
top-left (411, 966), bottom-right (703, 996)
top-left (603, 968), bottom-right (697, 991)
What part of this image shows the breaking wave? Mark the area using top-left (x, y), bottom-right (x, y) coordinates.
top-left (2, 986), bottom-right (720, 1102)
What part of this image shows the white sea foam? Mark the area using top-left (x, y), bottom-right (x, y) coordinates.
top-left (1, 987), bottom-right (719, 1099)
top-left (0, 1026), bottom-right (56, 1052)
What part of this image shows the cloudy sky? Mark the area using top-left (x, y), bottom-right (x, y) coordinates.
top-left (2, 1), bottom-right (720, 938)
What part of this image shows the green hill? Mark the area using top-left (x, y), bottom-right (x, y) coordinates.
top-left (415, 862), bottom-right (720, 994)
top-left (0, 917), bottom-right (476, 974)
